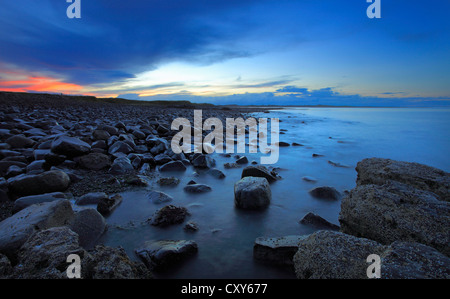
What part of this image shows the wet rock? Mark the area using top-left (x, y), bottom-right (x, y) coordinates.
top-left (277, 141), bottom-right (290, 147)
top-left (69, 209), bottom-right (106, 249)
top-left (302, 176), bottom-right (317, 183)
top-left (135, 240), bottom-right (198, 271)
top-left (5, 165), bottom-right (23, 178)
top-left (14, 227), bottom-right (83, 279)
top-left (299, 212), bottom-right (339, 230)
top-left (157, 177), bottom-right (180, 186)
top-left (0, 200), bottom-right (74, 257)
top-left (328, 160), bottom-right (350, 168)
top-left (293, 231), bottom-right (386, 279)
top-left (92, 129), bottom-right (110, 141)
top-left (312, 153), bottom-right (323, 158)
top-left (97, 194), bottom-right (122, 216)
top-left (234, 177), bottom-right (271, 210)
top-left (76, 192), bottom-right (108, 205)
top-left (77, 153), bottom-right (111, 171)
top-left (339, 180), bottom-right (450, 256)
top-left (192, 154), bottom-right (215, 169)
top-left (159, 160), bottom-right (187, 172)
top-left (183, 184), bottom-right (212, 193)
top-left (82, 245), bottom-right (151, 279)
top-left (0, 161), bottom-right (27, 177)
top-left (8, 170), bottom-right (71, 197)
top-left (184, 221), bottom-right (199, 232)
top-left (241, 165), bottom-right (277, 183)
top-left (355, 158), bottom-right (450, 202)
top-left (148, 190), bottom-right (173, 204)
top-left (149, 205), bottom-right (188, 227)
top-left (26, 160), bottom-right (46, 174)
top-left (154, 154), bottom-right (173, 165)
top-left (108, 141), bottom-right (133, 155)
top-left (236, 156), bottom-right (249, 164)
top-left (13, 192), bottom-right (67, 212)
top-left (309, 186), bottom-right (341, 200)
top-left (254, 235), bottom-right (307, 265)
top-left (224, 162), bottom-right (240, 169)
top-left (208, 168), bottom-right (226, 179)
top-left (51, 135), bottom-right (91, 158)
top-left (110, 157), bottom-right (134, 175)
top-left (44, 152), bottom-right (66, 166)
top-left (5, 135), bottom-right (35, 149)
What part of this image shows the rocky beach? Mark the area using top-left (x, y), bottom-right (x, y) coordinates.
top-left (0, 92), bottom-right (449, 279)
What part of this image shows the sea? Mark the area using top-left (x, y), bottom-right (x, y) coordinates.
top-left (97, 107), bottom-right (450, 278)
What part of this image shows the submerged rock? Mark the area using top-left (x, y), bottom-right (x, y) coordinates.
top-left (149, 205), bottom-right (189, 227)
top-left (254, 235), bottom-right (307, 266)
top-left (157, 177), bottom-right (180, 186)
top-left (183, 184), bottom-right (212, 193)
top-left (135, 240), bottom-right (198, 271)
top-left (97, 194), bottom-right (122, 216)
top-left (299, 212), bottom-right (340, 230)
top-left (147, 190), bottom-right (173, 204)
top-left (308, 186), bottom-right (341, 200)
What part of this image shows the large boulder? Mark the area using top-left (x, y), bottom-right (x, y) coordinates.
top-left (339, 180), bottom-right (450, 256)
top-left (8, 170), bottom-right (70, 197)
top-left (234, 177), bottom-right (271, 209)
top-left (293, 231), bottom-right (387, 279)
top-left (13, 192), bottom-right (67, 212)
top-left (0, 200), bottom-right (74, 257)
top-left (135, 240), bottom-right (198, 271)
top-left (241, 165), bottom-right (277, 183)
top-left (355, 158), bottom-right (450, 202)
top-left (76, 153), bottom-right (111, 171)
top-left (51, 136), bottom-right (91, 158)
top-left (293, 230), bottom-right (450, 279)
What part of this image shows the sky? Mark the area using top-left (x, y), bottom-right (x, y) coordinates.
top-left (0, 0), bottom-right (449, 106)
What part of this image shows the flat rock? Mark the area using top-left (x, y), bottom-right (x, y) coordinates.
top-left (51, 135), bottom-right (91, 158)
top-left (135, 240), bottom-right (198, 271)
top-left (13, 192), bottom-right (67, 212)
top-left (8, 170), bottom-right (71, 197)
top-left (0, 200), bottom-right (74, 257)
top-left (76, 192), bottom-right (108, 205)
top-left (156, 177), bottom-right (180, 186)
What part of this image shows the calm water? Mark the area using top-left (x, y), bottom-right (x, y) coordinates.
top-left (98, 107), bottom-right (450, 278)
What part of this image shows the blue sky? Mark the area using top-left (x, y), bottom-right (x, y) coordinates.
top-left (0, 0), bottom-right (449, 106)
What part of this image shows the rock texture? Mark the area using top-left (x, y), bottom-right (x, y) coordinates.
top-left (339, 158), bottom-right (450, 256)
top-left (234, 177), bottom-right (271, 209)
top-left (254, 235), bottom-right (306, 265)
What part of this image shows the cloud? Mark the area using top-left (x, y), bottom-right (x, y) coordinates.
top-left (276, 86), bottom-right (309, 94)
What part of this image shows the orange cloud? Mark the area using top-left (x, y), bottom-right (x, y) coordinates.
top-left (0, 75), bottom-right (84, 94)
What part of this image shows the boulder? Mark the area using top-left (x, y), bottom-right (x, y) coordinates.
top-left (108, 141), bottom-right (133, 155)
top-left (77, 153), bottom-right (111, 171)
top-left (51, 136), bottom-right (91, 158)
top-left (299, 212), bottom-right (340, 230)
top-left (241, 165), bottom-right (277, 183)
top-left (159, 161), bottom-right (187, 172)
top-left (208, 168), bottom-right (226, 179)
top-left (236, 156), bottom-right (249, 164)
top-left (97, 194), bottom-right (122, 216)
top-left (5, 135), bottom-right (35, 149)
top-left (254, 235), bottom-right (307, 265)
top-left (13, 192), bottom-right (67, 212)
top-left (157, 177), bottom-right (180, 186)
top-left (150, 205), bottom-right (188, 227)
top-left (135, 240), bottom-right (198, 271)
top-left (309, 186), bottom-right (341, 200)
top-left (192, 154), bottom-right (215, 169)
top-left (92, 130), bottom-right (110, 141)
top-left (234, 177), bottom-right (271, 210)
top-left (339, 180), bottom-right (450, 256)
top-left (355, 158), bottom-right (450, 202)
top-left (293, 231), bottom-right (386, 279)
top-left (148, 190), bottom-right (173, 204)
top-left (110, 157), bottom-right (134, 175)
top-left (69, 209), bottom-right (106, 249)
top-left (0, 200), bottom-right (74, 257)
top-left (293, 230), bottom-right (450, 279)
top-left (8, 170), bottom-right (71, 197)
top-left (154, 154), bottom-right (173, 165)
top-left (183, 184), bottom-right (212, 193)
